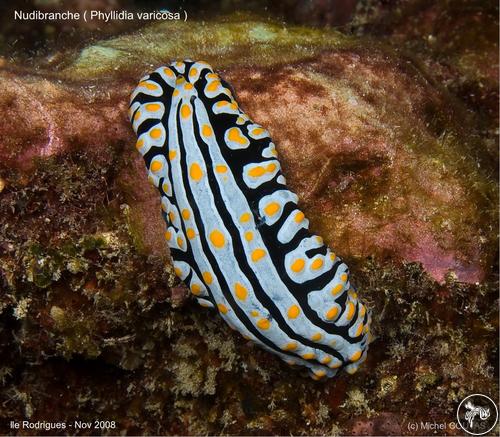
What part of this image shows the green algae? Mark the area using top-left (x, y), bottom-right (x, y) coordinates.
top-left (120, 203), bottom-right (147, 255)
top-left (63, 13), bottom-right (352, 80)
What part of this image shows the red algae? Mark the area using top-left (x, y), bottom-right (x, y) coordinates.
top-left (1, 47), bottom-right (493, 283)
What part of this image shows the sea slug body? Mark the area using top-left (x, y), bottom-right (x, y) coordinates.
top-left (129, 60), bottom-right (371, 379)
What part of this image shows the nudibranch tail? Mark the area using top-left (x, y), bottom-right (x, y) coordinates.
top-left (129, 59), bottom-right (371, 379)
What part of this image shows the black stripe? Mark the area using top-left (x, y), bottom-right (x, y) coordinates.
top-left (167, 100), bottom-right (218, 308)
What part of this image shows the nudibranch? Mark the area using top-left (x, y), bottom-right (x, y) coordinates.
top-left (129, 60), bottom-right (371, 379)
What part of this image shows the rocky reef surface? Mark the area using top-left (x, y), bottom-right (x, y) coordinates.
top-left (0, 3), bottom-right (498, 435)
